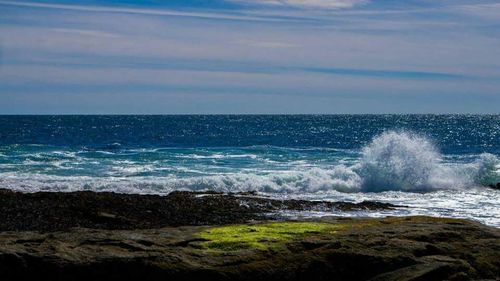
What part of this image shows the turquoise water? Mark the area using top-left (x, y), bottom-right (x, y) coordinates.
top-left (0, 115), bottom-right (499, 226)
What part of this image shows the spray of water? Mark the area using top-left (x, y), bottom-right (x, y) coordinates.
top-left (358, 131), bottom-right (446, 191)
top-left (473, 153), bottom-right (500, 187)
top-left (358, 131), bottom-right (499, 192)
top-left (1, 131), bottom-right (498, 195)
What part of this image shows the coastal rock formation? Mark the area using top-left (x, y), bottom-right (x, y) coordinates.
top-left (489, 183), bottom-right (500, 190)
top-left (0, 217), bottom-right (499, 281)
top-left (0, 189), bottom-right (498, 280)
top-left (0, 189), bottom-right (398, 231)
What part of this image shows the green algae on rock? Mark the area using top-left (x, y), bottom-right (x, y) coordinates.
top-left (198, 222), bottom-right (345, 251)
top-left (0, 216), bottom-right (499, 281)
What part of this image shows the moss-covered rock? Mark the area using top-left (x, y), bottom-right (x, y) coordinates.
top-left (0, 216), bottom-right (499, 281)
top-left (198, 222), bottom-right (344, 251)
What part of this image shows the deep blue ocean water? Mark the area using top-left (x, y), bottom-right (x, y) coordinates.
top-left (0, 115), bottom-right (499, 226)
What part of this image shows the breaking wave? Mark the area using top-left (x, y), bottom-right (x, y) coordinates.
top-left (359, 131), bottom-right (453, 191)
top-left (358, 131), bottom-right (499, 192)
top-left (1, 131), bottom-right (498, 194)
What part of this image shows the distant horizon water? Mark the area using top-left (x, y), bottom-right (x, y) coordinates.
top-left (0, 115), bottom-right (499, 226)
top-left (1, 114), bottom-right (499, 116)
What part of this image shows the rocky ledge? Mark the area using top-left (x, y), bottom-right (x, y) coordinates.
top-left (0, 189), bottom-right (498, 281)
top-left (0, 217), bottom-right (498, 281)
top-left (0, 188), bottom-right (397, 231)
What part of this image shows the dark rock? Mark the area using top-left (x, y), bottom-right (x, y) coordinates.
top-left (0, 188), bottom-right (400, 232)
top-left (488, 182), bottom-right (500, 190)
top-left (0, 190), bottom-right (498, 281)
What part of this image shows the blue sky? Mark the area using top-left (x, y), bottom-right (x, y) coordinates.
top-left (0, 0), bottom-right (499, 114)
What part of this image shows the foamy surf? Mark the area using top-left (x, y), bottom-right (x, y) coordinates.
top-left (1, 114), bottom-right (499, 227)
top-left (1, 131), bottom-right (497, 194)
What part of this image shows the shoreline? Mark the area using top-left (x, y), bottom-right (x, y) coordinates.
top-left (0, 189), bottom-right (499, 280)
top-left (0, 188), bottom-right (398, 231)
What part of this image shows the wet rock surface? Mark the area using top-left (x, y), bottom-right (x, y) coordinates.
top-left (488, 182), bottom-right (500, 190)
top-left (0, 189), bottom-right (498, 281)
top-left (0, 189), bottom-right (398, 231)
top-left (0, 217), bottom-right (498, 281)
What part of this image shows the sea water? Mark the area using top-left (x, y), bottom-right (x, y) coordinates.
top-left (0, 115), bottom-right (499, 226)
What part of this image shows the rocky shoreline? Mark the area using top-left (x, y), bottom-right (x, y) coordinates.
top-left (0, 189), bottom-right (499, 281)
top-left (0, 188), bottom-right (398, 231)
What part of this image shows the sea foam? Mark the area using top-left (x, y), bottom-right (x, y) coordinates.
top-left (2, 132), bottom-right (499, 227)
top-left (1, 115), bottom-right (499, 226)
top-left (359, 131), bottom-right (454, 191)
top-left (2, 131), bottom-right (498, 194)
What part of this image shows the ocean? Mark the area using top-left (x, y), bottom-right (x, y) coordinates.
top-left (0, 115), bottom-right (499, 226)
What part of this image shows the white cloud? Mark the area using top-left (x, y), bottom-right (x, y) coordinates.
top-left (234, 39), bottom-right (299, 48)
top-left (0, 0), bottom-right (286, 22)
top-left (455, 3), bottom-right (500, 20)
top-left (52, 28), bottom-right (121, 38)
top-left (229, 0), bottom-right (368, 9)
top-left (1, 0), bottom-right (500, 106)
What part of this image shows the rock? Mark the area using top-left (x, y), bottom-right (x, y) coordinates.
top-left (0, 216), bottom-right (498, 281)
top-left (488, 182), bottom-right (500, 190)
top-left (3, 189), bottom-right (496, 280)
top-left (0, 189), bottom-right (400, 232)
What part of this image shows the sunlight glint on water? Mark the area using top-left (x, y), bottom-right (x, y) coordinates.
top-left (0, 115), bottom-right (499, 226)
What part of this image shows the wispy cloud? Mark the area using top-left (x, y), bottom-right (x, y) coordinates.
top-left (228, 0), bottom-right (368, 9)
top-left (4, 54), bottom-right (467, 80)
top-left (234, 39), bottom-right (299, 48)
top-left (454, 3), bottom-right (500, 19)
top-left (0, 0), bottom-right (292, 22)
top-left (51, 28), bottom-right (121, 38)
top-left (0, 0), bottom-right (499, 113)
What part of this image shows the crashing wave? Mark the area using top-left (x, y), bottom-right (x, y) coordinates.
top-left (357, 131), bottom-right (499, 192)
top-left (1, 131), bottom-right (498, 194)
top-left (359, 131), bottom-right (453, 191)
top-left (471, 153), bottom-right (500, 187)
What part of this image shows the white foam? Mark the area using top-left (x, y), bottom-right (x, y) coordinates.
top-left (474, 153), bottom-right (500, 186)
top-left (175, 153), bottom-right (259, 159)
top-left (2, 131), bottom-right (498, 194)
top-left (358, 131), bottom-right (464, 191)
top-left (1, 131), bottom-right (499, 226)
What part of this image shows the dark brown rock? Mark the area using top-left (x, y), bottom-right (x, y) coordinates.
top-left (0, 216), bottom-right (498, 281)
top-left (0, 189), bottom-right (399, 232)
top-left (2, 189), bottom-right (497, 280)
top-left (488, 182), bottom-right (500, 190)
